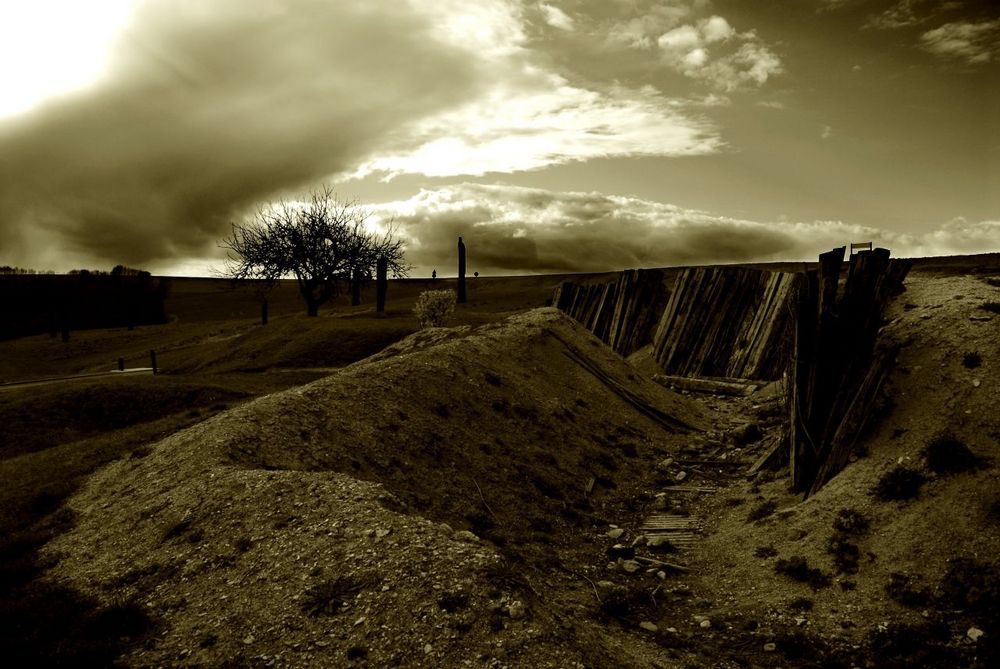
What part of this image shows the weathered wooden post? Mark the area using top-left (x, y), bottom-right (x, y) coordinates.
top-left (457, 236), bottom-right (467, 304)
top-left (150, 349), bottom-right (158, 375)
top-left (376, 256), bottom-right (388, 313)
top-left (350, 269), bottom-right (362, 306)
top-left (261, 300), bottom-right (268, 326)
top-left (118, 357), bottom-right (125, 371)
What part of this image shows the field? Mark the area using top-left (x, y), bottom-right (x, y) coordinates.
top-left (2, 257), bottom-right (999, 667)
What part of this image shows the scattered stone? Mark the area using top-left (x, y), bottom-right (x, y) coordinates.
top-left (972, 379), bottom-right (981, 387)
top-left (731, 422), bottom-right (762, 445)
top-left (453, 530), bottom-right (479, 543)
top-left (424, 643), bottom-right (433, 654)
top-left (699, 619), bottom-right (712, 629)
top-left (763, 642), bottom-right (777, 652)
top-left (656, 458), bottom-right (675, 472)
top-left (970, 315), bottom-right (992, 322)
top-left (631, 535), bottom-right (648, 547)
top-left (608, 544), bottom-right (635, 560)
top-left (656, 571), bottom-right (666, 580)
top-left (795, 617), bottom-right (807, 626)
top-left (674, 471), bottom-right (688, 483)
top-left (596, 581), bottom-right (615, 590)
top-left (607, 528), bottom-right (625, 539)
top-left (375, 528), bottom-right (392, 538)
top-left (968, 627), bottom-right (985, 642)
top-left (665, 627), bottom-right (678, 634)
top-left (621, 560), bottom-right (642, 574)
top-left (639, 621), bottom-right (658, 632)
top-left (508, 600), bottom-right (526, 620)
top-left (243, 635), bottom-right (255, 645)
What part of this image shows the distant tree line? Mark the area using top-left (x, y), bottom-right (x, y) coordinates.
top-left (0, 267), bottom-right (170, 340)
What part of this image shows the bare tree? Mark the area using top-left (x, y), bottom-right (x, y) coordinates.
top-left (221, 187), bottom-right (408, 317)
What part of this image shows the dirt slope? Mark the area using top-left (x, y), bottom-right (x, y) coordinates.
top-left (688, 271), bottom-right (1000, 665)
top-left (43, 309), bottom-right (708, 668)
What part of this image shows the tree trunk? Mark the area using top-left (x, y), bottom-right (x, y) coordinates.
top-left (306, 300), bottom-right (319, 317)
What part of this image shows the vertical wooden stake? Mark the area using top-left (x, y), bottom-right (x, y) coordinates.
top-left (457, 236), bottom-right (467, 304)
top-left (150, 349), bottom-right (158, 375)
top-left (376, 256), bottom-right (388, 313)
top-left (118, 357), bottom-right (125, 372)
top-left (261, 300), bottom-right (268, 326)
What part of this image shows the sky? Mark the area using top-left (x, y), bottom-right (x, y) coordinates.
top-left (0, 0), bottom-right (997, 277)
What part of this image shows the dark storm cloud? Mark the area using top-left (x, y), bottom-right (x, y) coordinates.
top-left (376, 183), bottom-right (1000, 275)
top-left (0, 0), bottom-right (483, 269)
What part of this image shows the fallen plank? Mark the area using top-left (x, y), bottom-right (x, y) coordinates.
top-left (652, 374), bottom-right (760, 397)
top-left (659, 485), bottom-right (718, 493)
top-left (634, 556), bottom-right (690, 573)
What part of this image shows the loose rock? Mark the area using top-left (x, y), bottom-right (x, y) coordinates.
top-left (639, 621), bottom-right (658, 632)
top-left (621, 559), bottom-right (642, 574)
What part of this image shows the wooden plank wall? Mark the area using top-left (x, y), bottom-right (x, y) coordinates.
top-left (790, 247), bottom-right (912, 496)
top-left (552, 269), bottom-right (672, 357)
top-left (650, 267), bottom-right (800, 381)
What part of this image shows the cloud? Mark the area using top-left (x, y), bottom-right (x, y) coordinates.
top-left (654, 16), bottom-right (781, 90)
top-left (369, 183), bottom-right (1000, 276)
top-left (864, 0), bottom-right (927, 29)
top-left (355, 82), bottom-right (721, 178)
top-left (540, 3), bottom-right (575, 31)
top-left (0, 0), bottom-right (721, 270)
top-left (920, 19), bottom-right (1000, 63)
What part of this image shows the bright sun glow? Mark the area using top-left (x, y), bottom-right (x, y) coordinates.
top-left (0, 0), bottom-right (135, 119)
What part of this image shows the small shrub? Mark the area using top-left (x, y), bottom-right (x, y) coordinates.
top-left (827, 534), bottom-right (861, 574)
top-left (775, 555), bottom-right (831, 590)
top-left (413, 290), bottom-right (456, 328)
top-left (867, 621), bottom-right (958, 669)
top-left (924, 434), bottom-right (978, 475)
top-left (754, 545), bottom-right (778, 559)
top-left (874, 466), bottom-right (925, 501)
top-left (788, 596), bottom-right (813, 611)
top-left (832, 508), bottom-right (869, 535)
top-left (885, 572), bottom-right (930, 608)
top-left (962, 351), bottom-right (982, 368)
top-left (746, 500), bottom-right (778, 522)
top-left (979, 301), bottom-right (1000, 314)
top-left (937, 558), bottom-right (1000, 612)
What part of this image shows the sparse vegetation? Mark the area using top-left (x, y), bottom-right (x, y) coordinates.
top-left (873, 466), bottom-right (926, 501)
top-left (885, 572), bottom-right (930, 608)
top-left (832, 508), bottom-right (869, 535)
top-left (827, 534), bottom-right (861, 574)
top-left (413, 290), bottom-right (457, 328)
top-left (746, 499), bottom-right (777, 522)
top-left (754, 545), bottom-right (778, 559)
top-left (774, 555), bottom-right (831, 590)
top-left (962, 351), bottom-right (982, 368)
top-left (923, 433), bottom-right (979, 475)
